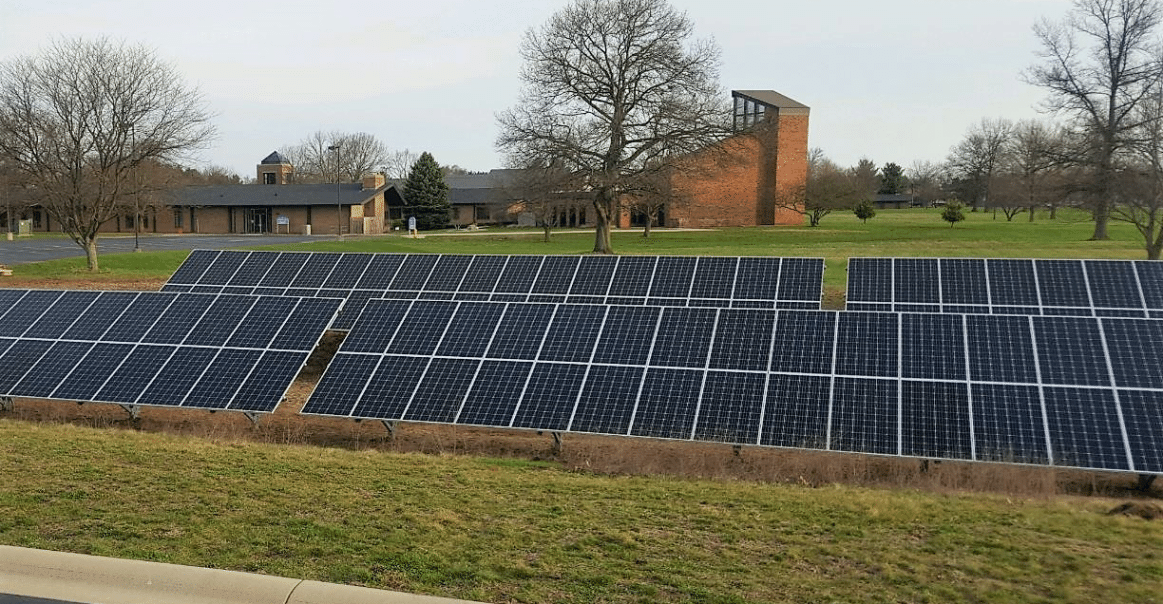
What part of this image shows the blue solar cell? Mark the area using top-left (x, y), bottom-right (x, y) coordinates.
top-left (900, 380), bottom-right (971, 459)
top-left (510, 363), bottom-right (588, 431)
top-left (268, 297), bottom-right (342, 351)
top-left (1136, 261), bottom-right (1163, 310)
top-left (167, 250), bottom-right (219, 284)
top-left (340, 299), bottom-right (414, 354)
top-left (986, 259), bottom-right (1040, 307)
top-left (1100, 318), bottom-right (1163, 388)
top-left (11, 341), bottom-right (93, 398)
top-left (330, 290), bottom-right (379, 331)
top-left (229, 350), bottom-right (309, 412)
top-left (51, 343), bottom-right (135, 401)
top-left (182, 349), bottom-right (263, 409)
top-left (893, 258), bottom-right (939, 304)
top-left (140, 294), bottom-right (214, 344)
top-left (900, 313), bottom-right (965, 380)
top-left (734, 257), bottom-right (781, 301)
top-left (761, 374), bottom-right (830, 448)
top-left (290, 253), bottom-right (342, 288)
top-left (136, 347), bottom-right (219, 406)
top-left (182, 295), bottom-right (258, 347)
top-left (227, 251), bottom-right (280, 286)
top-left (568, 364), bottom-right (643, 435)
top-left (531, 256), bottom-right (580, 295)
top-left (389, 254), bottom-right (441, 290)
top-left (1042, 386), bottom-right (1130, 470)
top-left (226, 296), bottom-right (302, 349)
top-left (0, 339), bottom-right (53, 393)
top-left (424, 255), bottom-right (473, 291)
top-left (258, 252), bottom-right (310, 288)
top-left (834, 312), bottom-right (898, 377)
top-left (402, 357), bottom-right (480, 423)
top-left (94, 345), bottom-right (175, 403)
top-left (970, 383), bottom-right (1049, 464)
top-left (709, 309), bottom-right (775, 371)
top-left (1084, 260), bottom-right (1144, 311)
top-left (830, 377), bottom-right (898, 455)
top-left (351, 355), bottom-right (429, 419)
top-left (629, 368), bottom-right (703, 439)
top-left (966, 315), bottom-right (1037, 383)
top-left (693, 371), bottom-right (766, 444)
top-left (608, 256), bottom-right (656, 297)
top-left (1036, 260), bottom-right (1090, 308)
top-left (302, 354), bottom-right (381, 416)
top-left (198, 251), bottom-right (249, 285)
top-left (386, 301), bottom-right (457, 355)
top-left (0, 289), bottom-right (28, 315)
top-left (538, 305), bottom-right (607, 362)
top-left (354, 254), bottom-right (405, 290)
top-left (771, 310), bottom-right (836, 374)
top-left (435, 302), bottom-right (507, 357)
top-left (494, 256), bottom-right (543, 294)
top-left (458, 255), bottom-right (508, 293)
top-left (592, 306), bottom-right (660, 365)
top-left (455, 360), bottom-right (532, 427)
top-left (1032, 316), bottom-right (1110, 386)
top-left (487, 304), bottom-right (556, 360)
top-left (649, 307), bottom-right (716, 368)
top-left (569, 255), bottom-right (618, 296)
top-left (939, 258), bottom-right (988, 305)
top-left (648, 256), bottom-right (696, 299)
top-left (22, 291), bottom-right (100, 339)
top-left (0, 290), bottom-right (63, 337)
top-left (690, 257), bottom-right (737, 301)
top-left (846, 258), bottom-right (892, 305)
top-left (777, 257), bottom-right (824, 304)
top-left (1118, 389), bottom-right (1163, 473)
top-left (323, 253), bottom-right (375, 289)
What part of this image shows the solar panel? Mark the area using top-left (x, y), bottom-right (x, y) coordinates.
top-left (847, 257), bottom-right (1161, 316)
top-left (303, 299), bottom-right (1163, 474)
top-left (164, 251), bottom-right (826, 329)
top-left (0, 290), bottom-right (340, 414)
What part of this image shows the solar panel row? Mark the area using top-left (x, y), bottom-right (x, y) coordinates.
top-left (0, 290), bottom-right (341, 412)
top-left (304, 299), bottom-right (1163, 474)
top-left (163, 251), bottom-right (825, 328)
top-left (847, 257), bottom-right (1163, 316)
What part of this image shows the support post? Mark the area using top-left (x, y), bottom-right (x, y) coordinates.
top-left (382, 420), bottom-right (396, 438)
top-left (242, 412), bottom-right (262, 427)
top-left (118, 404), bottom-right (141, 420)
top-left (1137, 474), bottom-right (1157, 492)
top-left (551, 431), bottom-right (563, 456)
top-left (732, 444), bottom-right (743, 457)
top-left (0, 396), bottom-right (13, 412)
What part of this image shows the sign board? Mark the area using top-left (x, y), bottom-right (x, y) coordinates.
top-left (408, 216), bottom-right (417, 231)
top-left (276, 214), bottom-right (290, 226)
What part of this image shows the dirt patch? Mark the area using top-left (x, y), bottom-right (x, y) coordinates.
top-left (1108, 502), bottom-right (1163, 520)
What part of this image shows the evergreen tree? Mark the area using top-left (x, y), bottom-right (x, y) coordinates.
top-left (403, 152), bottom-right (451, 230)
top-left (942, 201), bottom-right (966, 227)
top-left (853, 199), bottom-right (877, 223)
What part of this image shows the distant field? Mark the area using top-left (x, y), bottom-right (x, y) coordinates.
top-left (1, 420), bottom-right (1160, 604)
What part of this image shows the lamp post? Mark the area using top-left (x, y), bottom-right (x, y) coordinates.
top-left (130, 125), bottom-right (141, 252)
top-left (328, 144), bottom-right (342, 241)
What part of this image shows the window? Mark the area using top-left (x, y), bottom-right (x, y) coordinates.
top-left (263, 172), bottom-right (276, 185)
top-left (474, 205), bottom-right (490, 221)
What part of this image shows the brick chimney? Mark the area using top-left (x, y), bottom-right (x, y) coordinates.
top-left (362, 173), bottom-right (385, 190)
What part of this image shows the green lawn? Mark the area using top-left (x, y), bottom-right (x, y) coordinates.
top-left (1, 421), bottom-right (1160, 604)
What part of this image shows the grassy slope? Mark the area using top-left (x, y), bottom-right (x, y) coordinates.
top-left (2, 421), bottom-right (1160, 604)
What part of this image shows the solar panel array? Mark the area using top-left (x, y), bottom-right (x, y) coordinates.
top-left (162, 251), bottom-right (825, 329)
top-left (304, 299), bottom-right (1163, 474)
top-left (0, 289), bottom-right (340, 413)
top-left (847, 257), bottom-right (1163, 317)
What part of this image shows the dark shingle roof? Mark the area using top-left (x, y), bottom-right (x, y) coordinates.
top-left (733, 90), bottom-right (810, 114)
top-left (260, 151), bottom-right (289, 165)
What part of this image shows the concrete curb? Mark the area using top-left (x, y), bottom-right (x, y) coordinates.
top-left (0, 546), bottom-right (485, 604)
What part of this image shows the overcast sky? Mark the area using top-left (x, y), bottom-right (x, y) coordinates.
top-left (0, 0), bottom-right (1073, 179)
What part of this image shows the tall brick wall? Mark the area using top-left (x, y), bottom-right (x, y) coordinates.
top-left (773, 113), bottom-right (809, 225)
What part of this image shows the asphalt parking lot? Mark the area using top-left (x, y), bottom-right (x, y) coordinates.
top-left (0, 234), bottom-right (322, 266)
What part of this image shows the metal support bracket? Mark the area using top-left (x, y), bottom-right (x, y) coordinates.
top-left (0, 396), bottom-right (13, 412)
top-left (732, 444), bottom-right (743, 457)
top-left (382, 420), bottom-right (396, 438)
top-left (118, 404), bottom-right (141, 420)
top-left (551, 431), bottom-right (563, 456)
top-left (242, 412), bottom-right (262, 427)
top-left (1137, 474), bottom-right (1157, 492)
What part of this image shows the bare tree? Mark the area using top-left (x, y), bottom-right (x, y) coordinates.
top-left (282, 130), bottom-right (388, 183)
top-left (1026, 0), bottom-right (1163, 239)
top-left (775, 150), bottom-right (863, 227)
top-left (1000, 119), bottom-right (1065, 221)
top-left (498, 160), bottom-right (587, 242)
top-left (0, 37), bottom-right (214, 270)
top-left (907, 160), bottom-right (946, 205)
top-left (497, 0), bottom-right (731, 254)
top-left (383, 148), bottom-right (419, 180)
top-left (947, 118), bottom-right (1013, 213)
top-left (1117, 83), bottom-right (1163, 258)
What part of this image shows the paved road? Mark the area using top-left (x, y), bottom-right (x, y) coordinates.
top-left (0, 595), bottom-right (80, 604)
top-left (0, 234), bottom-right (323, 266)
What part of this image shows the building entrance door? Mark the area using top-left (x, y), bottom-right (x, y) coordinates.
top-left (245, 208), bottom-right (271, 233)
